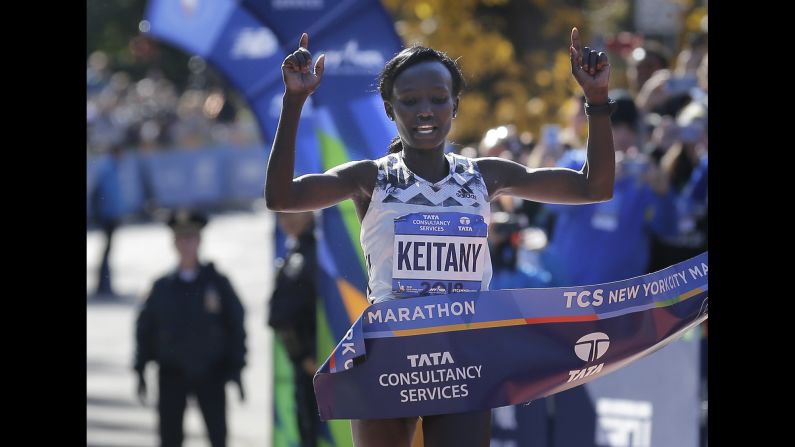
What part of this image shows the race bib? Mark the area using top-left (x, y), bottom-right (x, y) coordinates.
top-left (392, 212), bottom-right (488, 296)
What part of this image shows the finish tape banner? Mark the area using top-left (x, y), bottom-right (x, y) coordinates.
top-left (313, 252), bottom-right (708, 420)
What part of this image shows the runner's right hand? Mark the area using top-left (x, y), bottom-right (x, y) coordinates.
top-left (282, 32), bottom-right (325, 97)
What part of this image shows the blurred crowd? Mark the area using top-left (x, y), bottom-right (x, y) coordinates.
top-left (88, 29), bottom-right (708, 287)
top-left (455, 32), bottom-right (708, 288)
top-left (86, 50), bottom-right (261, 155)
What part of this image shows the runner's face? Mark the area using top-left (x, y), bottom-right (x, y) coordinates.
top-left (387, 61), bottom-right (457, 151)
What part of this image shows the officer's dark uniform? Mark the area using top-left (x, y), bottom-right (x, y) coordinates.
top-left (268, 228), bottom-right (318, 447)
top-left (134, 212), bottom-right (246, 447)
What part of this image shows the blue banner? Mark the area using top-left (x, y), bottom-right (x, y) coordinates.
top-left (140, 148), bottom-right (227, 207)
top-left (314, 252), bottom-right (708, 420)
top-left (223, 148), bottom-right (268, 200)
top-left (87, 154), bottom-right (147, 219)
top-left (240, 0), bottom-right (402, 167)
top-left (552, 330), bottom-right (702, 446)
top-left (144, 0), bottom-right (238, 56)
top-left (144, 0), bottom-right (321, 176)
top-left (489, 332), bottom-right (703, 446)
top-left (88, 147), bottom-right (267, 217)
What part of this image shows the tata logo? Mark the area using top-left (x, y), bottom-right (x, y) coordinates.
top-left (567, 332), bottom-right (609, 383)
top-left (574, 332), bottom-right (610, 362)
top-left (407, 351), bottom-right (454, 368)
top-left (180, 0), bottom-right (198, 15)
top-left (458, 216), bottom-right (472, 232)
top-left (323, 41), bottom-right (384, 74)
top-left (231, 27), bottom-right (278, 60)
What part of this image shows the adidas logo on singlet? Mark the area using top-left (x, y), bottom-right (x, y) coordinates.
top-left (455, 188), bottom-right (476, 200)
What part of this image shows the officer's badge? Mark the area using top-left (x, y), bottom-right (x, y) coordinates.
top-left (205, 288), bottom-right (221, 313)
top-left (283, 253), bottom-right (305, 279)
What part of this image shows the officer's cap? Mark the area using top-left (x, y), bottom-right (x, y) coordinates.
top-left (167, 209), bottom-right (208, 235)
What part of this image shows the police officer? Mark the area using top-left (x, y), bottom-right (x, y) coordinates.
top-left (133, 210), bottom-right (246, 447)
top-left (268, 211), bottom-right (319, 447)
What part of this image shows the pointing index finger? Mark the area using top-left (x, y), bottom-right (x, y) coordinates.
top-left (299, 32), bottom-right (308, 49)
top-left (571, 27), bottom-right (582, 54)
